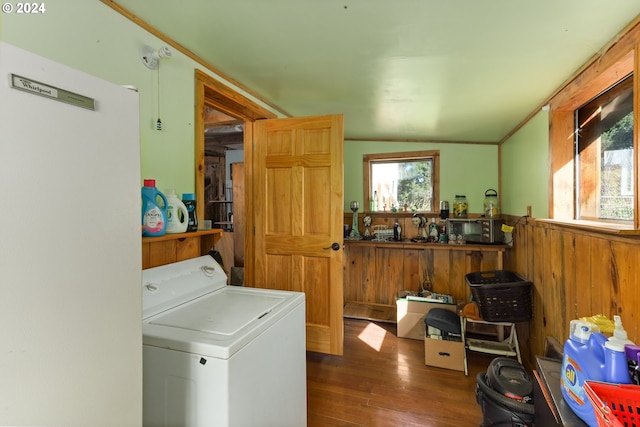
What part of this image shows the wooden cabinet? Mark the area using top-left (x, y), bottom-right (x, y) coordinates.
top-left (343, 241), bottom-right (507, 317)
top-left (142, 229), bottom-right (223, 269)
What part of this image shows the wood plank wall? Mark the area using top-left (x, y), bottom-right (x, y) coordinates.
top-left (504, 216), bottom-right (640, 367)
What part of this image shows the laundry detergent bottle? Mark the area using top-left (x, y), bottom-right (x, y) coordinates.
top-left (182, 193), bottom-right (198, 232)
top-left (141, 179), bottom-right (168, 237)
top-left (164, 189), bottom-right (189, 234)
top-left (561, 320), bottom-right (607, 427)
top-left (604, 315), bottom-right (634, 384)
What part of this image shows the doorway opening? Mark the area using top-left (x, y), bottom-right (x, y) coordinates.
top-left (194, 69), bottom-right (277, 285)
top-left (203, 105), bottom-right (243, 232)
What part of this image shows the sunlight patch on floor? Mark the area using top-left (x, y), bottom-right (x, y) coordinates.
top-left (357, 322), bottom-right (388, 351)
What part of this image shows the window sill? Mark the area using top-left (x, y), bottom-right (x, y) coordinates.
top-left (535, 218), bottom-right (640, 236)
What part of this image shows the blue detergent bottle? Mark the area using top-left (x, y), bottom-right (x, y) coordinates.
top-left (561, 319), bottom-right (607, 427)
top-left (142, 179), bottom-right (168, 237)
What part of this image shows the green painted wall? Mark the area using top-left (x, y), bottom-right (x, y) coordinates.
top-left (344, 141), bottom-right (499, 214)
top-left (0, 0), bottom-right (276, 196)
top-left (500, 111), bottom-right (550, 218)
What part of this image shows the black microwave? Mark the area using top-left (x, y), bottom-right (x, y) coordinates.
top-left (446, 218), bottom-right (504, 244)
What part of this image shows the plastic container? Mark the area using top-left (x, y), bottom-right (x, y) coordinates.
top-left (561, 320), bottom-right (608, 427)
top-left (604, 316), bottom-right (634, 384)
top-left (584, 380), bottom-right (640, 427)
top-left (164, 189), bottom-right (189, 234)
top-left (465, 270), bottom-right (532, 322)
top-left (625, 345), bottom-right (640, 385)
top-left (142, 179), bottom-right (167, 237)
top-left (484, 189), bottom-right (500, 217)
top-left (182, 193), bottom-right (198, 232)
top-left (606, 343), bottom-right (633, 384)
top-left (453, 195), bottom-right (468, 218)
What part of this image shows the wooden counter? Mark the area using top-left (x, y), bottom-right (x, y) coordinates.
top-left (343, 239), bottom-right (508, 321)
top-left (344, 239), bottom-right (507, 263)
top-left (142, 229), bottom-right (224, 269)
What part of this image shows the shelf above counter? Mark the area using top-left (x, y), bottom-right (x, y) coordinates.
top-left (141, 228), bottom-right (223, 243)
top-left (343, 238), bottom-right (509, 254)
top-left (142, 229), bottom-right (224, 269)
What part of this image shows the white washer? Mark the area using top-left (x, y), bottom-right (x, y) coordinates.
top-left (142, 256), bottom-right (307, 427)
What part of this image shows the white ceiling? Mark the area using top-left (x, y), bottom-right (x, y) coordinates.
top-left (113, 0), bottom-right (640, 143)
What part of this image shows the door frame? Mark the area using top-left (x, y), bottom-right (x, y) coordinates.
top-left (194, 69), bottom-right (277, 284)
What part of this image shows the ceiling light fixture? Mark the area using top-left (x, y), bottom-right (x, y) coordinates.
top-left (140, 45), bottom-right (172, 70)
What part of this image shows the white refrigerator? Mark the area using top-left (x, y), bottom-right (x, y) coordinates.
top-left (0, 42), bottom-right (142, 426)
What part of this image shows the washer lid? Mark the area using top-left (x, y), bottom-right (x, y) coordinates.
top-left (143, 286), bottom-right (305, 359)
top-left (150, 288), bottom-right (286, 336)
top-left (142, 255), bottom-right (227, 319)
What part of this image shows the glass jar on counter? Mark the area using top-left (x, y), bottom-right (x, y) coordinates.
top-left (453, 195), bottom-right (468, 217)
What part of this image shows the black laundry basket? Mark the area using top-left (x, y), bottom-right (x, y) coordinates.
top-left (465, 271), bottom-right (532, 322)
top-left (476, 357), bottom-right (535, 427)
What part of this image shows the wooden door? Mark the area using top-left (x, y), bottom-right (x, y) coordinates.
top-left (253, 114), bottom-right (344, 355)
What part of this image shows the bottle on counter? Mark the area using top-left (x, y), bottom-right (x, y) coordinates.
top-left (428, 218), bottom-right (439, 242)
top-left (604, 315), bottom-right (634, 384)
top-left (561, 320), bottom-right (607, 426)
top-left (393, 221), bottom-right (402, 241)
top-left (165, 189), bottom-right (189, 234)
top-left (142, 179), bottom-right (167, 237)
top-left (182, 193), bottom-right (198, 232)
top-left (437, 218), bottom-right (448, 243)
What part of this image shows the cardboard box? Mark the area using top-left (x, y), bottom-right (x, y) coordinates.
top-left (424, 337), bottom-right (466, 372)
top-left (396, 298), bottom-right (457, 340)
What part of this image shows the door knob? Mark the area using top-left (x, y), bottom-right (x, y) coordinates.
top-left (323, 242), bottom-right (341, 251)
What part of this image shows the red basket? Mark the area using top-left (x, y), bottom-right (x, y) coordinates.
top-left (584, 380), bottom-right (640, 427)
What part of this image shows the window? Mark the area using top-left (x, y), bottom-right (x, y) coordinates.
top-left (363, 150), bottom-right (439, 212)
top-left (576, 74), bottom-right (634, 222)
top-left (549, 40), bottom-right (638, 229)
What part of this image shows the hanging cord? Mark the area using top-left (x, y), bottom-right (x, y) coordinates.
top-left (156, 61), bottom-right (162, 130)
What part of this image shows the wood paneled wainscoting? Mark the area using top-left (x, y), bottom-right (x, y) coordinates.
top-left (504, 216), bottom-right (640, 368)
top-left (344, 241), bottom-right (506, 308)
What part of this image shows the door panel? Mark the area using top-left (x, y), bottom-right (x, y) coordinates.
top-left (253, 114), bottom-right (344, 355)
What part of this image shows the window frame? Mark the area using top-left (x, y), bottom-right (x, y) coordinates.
top-left (363, 150), bottom-right (440, 213)
top-left (548, 22), bottom-right (640, 231)
top-left (575, 74), bottom-right (634, 223)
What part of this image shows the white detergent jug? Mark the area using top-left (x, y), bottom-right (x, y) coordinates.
top-left (165, 189), bottom-right (189, 234)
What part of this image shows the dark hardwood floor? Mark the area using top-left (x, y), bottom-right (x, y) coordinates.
top-left (307, 318), bottom-right (497, 427)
